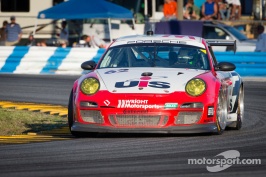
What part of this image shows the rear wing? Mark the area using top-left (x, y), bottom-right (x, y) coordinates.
top-left (206, 40), bottom-right (236, 53)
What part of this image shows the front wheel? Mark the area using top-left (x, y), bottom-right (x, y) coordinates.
top-left (228, 86), bottom-right (244, 130)
top-left (215, 90), bottom-right (227, 135)
top-left (68, 89), bottom-right (98, 137)
top-left (68, 89), bottom-right (83, 137)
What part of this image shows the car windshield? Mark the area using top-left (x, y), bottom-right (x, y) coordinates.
top-left (98, 43), bottom-right (210, 70)
top-left (223, 26), bottom-right (248, 41)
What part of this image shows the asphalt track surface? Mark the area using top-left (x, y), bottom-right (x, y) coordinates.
top-left (0, 74), bottom-right (265, 177)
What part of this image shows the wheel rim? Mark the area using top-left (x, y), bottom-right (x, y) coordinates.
top-left (217, 92), bottom-right (226, 130)
top-left (238, 87), bottom-right (244, 121)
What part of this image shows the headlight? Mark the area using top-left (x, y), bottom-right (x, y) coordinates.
top-left (185, 78), bottom-right (206, 96)
top-left (80, 78), bottom-right (100, 95)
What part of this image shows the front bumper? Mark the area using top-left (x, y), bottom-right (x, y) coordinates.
top-left (71, 122), bottom-right (218, 134)
top-left (73, 91), bottom-right (218, 134)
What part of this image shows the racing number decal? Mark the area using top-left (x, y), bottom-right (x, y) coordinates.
top-left (105, 69), bottom-right (129, 74)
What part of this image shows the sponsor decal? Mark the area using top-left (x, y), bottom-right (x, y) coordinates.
top-left (115, 76), bottom-right (170, 89)
top-left (123, 109), bottom-right (149, 114)
top-left (164, 103), bottom-right (178, 108)
top-left (118, 99), bottom-right (160, 109)
top-left (104, 100), bottom-right (110, 106)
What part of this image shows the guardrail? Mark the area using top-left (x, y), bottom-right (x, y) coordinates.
top-left (215, 52), bottom-right (266, 77)
top-left (0, 47), bottom-right (265, 76)
top-left (0, 46), bottom-right (105, 75)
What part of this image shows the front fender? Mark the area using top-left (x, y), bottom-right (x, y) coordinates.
top-left (196, 72), bottom-right (221, 100)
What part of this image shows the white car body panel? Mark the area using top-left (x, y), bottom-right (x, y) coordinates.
top-left (96, 68), bottom-right (207, 93)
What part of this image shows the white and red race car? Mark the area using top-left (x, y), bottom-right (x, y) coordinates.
top-left (68, 32), bottom-right (244, 136)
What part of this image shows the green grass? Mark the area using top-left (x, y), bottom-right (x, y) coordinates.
top-left (0, 108), bottom-right (67, 136)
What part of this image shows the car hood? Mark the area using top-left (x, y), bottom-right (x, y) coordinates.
top-left (96, 68), bottom-right (208, 94)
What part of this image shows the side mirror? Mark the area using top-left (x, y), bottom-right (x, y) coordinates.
top-left (81, 61), bottom-right (96, 70)
top-left (215, 62), bottom-right (236, 71)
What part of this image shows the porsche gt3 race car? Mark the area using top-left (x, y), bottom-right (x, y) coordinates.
top-left (68, 31), bottom-right (244, 136)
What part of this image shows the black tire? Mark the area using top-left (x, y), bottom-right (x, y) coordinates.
top-left (215, 90), bottom-right (227, 135)
top-left (68, 89), bottom-right (82, 137)
top-left (68, 89), bottom-right (74, 130)
top-left (68, 89), bottom-right (98, 138)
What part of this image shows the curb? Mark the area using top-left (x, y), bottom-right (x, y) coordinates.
top-left (0, 101), bottom-right (72, 145)
top-left (0, 101), bottom-right (68, 116)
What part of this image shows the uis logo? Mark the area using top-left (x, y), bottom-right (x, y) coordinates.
top-left (115, 76), bottom-right (170, 89)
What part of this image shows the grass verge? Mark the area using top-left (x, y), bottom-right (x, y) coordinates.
top-left (0, 107), bottom-right (67, 136)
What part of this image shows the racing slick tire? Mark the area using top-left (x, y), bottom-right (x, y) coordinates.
top-left (68, 89), bottom-right (97, 137)
top-left (228, 86), bottom-right (244, 130)
top-left (215, 90), bottom-right (227, 135)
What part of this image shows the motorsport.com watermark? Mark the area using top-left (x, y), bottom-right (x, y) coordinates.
top-left (188, 150), bottom-right (261, 172)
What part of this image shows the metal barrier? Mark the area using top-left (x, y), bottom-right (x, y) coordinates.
top-left (0, 46), bottom-right (105, 75)
top-left (215, 52), bottom-right (266, 77)
top-left (0, 47), bottom-right (265, 76)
